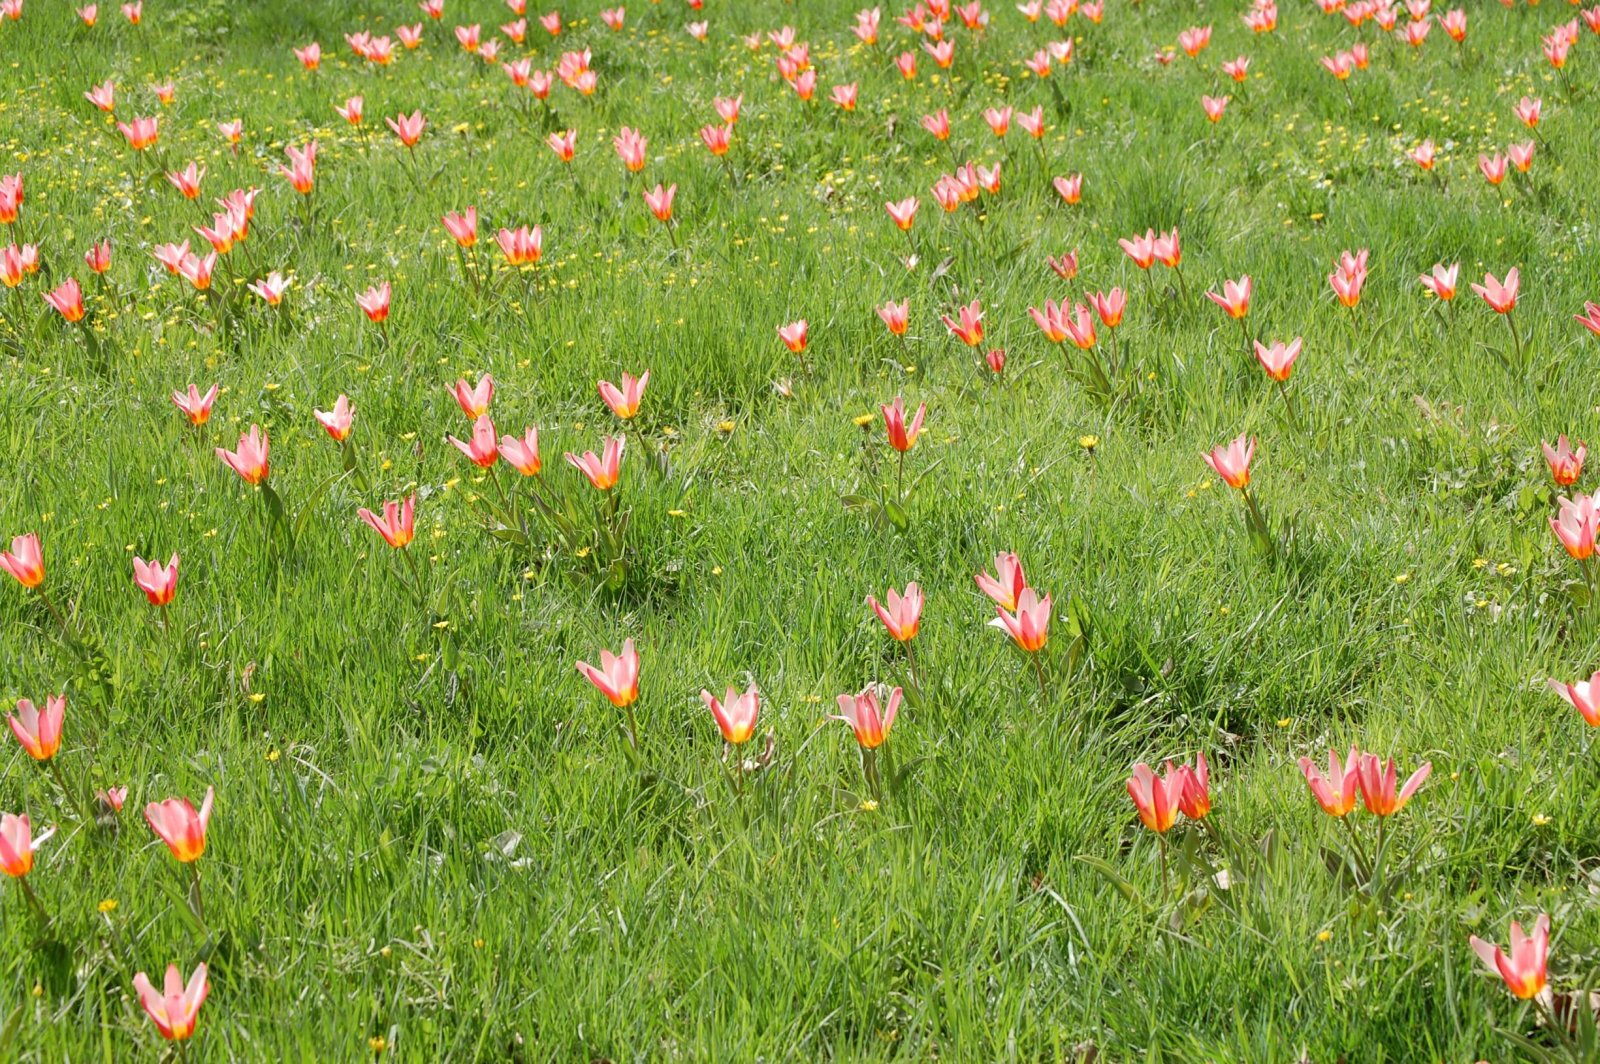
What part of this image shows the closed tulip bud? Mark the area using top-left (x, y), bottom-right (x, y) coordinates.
top-left (880, 396), bottom-right (926, 452)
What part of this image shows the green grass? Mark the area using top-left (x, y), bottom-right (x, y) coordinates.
top-left (3, 0), bottom-right (1600, 1058)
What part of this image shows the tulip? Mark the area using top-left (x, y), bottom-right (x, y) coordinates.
top-left (171, 384), bottom-right (217, 426)
top-left (1329, 266), bottom-right (1364, 308)
top-left (358, 496), bottom-right (416, 549)
top-left (357, 282), bottom-right (391, 323)
top-left (1439, 8), bottom-right (1466, 40)
top-left (1222, 56), bottom-right (1250, 82)
top-left (878, 300), bottom-right (909, 336)
top-left (132, 554), bottom-right (179, 606)
top-left (166, 162), bottom-right (204, 199)
top-left (1321, 52), bottom-right (1354, 79)
top-left (614, 126), bottom-right (647, 172)
top-left (881, 396), bottom-right (926, 453)
top-left (1047, 250), bottom-right (1078, 280)
top-left (43, 278), bottom-right (86, 323)
top-left (1549, 672), bottom-right (1600, 725)
top-left (831, 83), bottom-right (858, 111)
top-left (335, 96), bottom-right (363, 125)
top-left (153, 241), bottom-right (190, 274)
top-left (1508, 142), bottom-right (1535, 174)
top-left (496, 225), bottom-right (542, 266)
top-left (885, 197), bottom-right (918, 231)
top-left (868, 583), bottom-right (922, 642)
top-left (153, 82), bottom-right (175, 106)
top-left (397, 23), bottom-right (424, 48)
top-left (1470, 915), bottom-right (1550, 1001)
top-left (450, 375), bottom-right (494, 418)
top-left (896, 51), bottom-right (917, 79)
top-left (84, 240), bottom-right (111, 274)
top-left (8, 695), bottom-right (63, 761)
top-left (1053, 173), bottom-right (1082, 205)
top-left (566, 436), bottom-right (624, 490)
top-left (1355, 753), bottom-right (1430, 816)
top-left (986, 348), bottom-right (1006, 375)
top-left (1201, 94), bottom-right (1229, 122)
top-left (1205, 275), bottom-right (1252, 319)
top-left (601, 7), bottom-right (625, 30)
top-left (1299, 747), bottom-right (1360, 817)
top-left (85, 80), bottom-right (115, 112)
top-left (1514, 95), bottom-right (1542, 128)
top-left (834, 686), bottom-right (900, 750)
top-left (777, 319), bottom-right (809, 354)
top-left (701, 685), bottom-right (761, 747)
top-left (942, 299), bottom-right (984, 346)
top-left (1478, 153), bottom-right (1507, 186)
top-left (278, 141), bottom-right (317, 195)
top-left (133, 964), bottom-right (210, 1042)
top-left (0, 813), bottom-right (53, 879)
top-left (294, 42), bottom-right (321, 69)
top-left (1410, 140), bottom-right (1436, 170)
top-left (1576, 302), bottom-right (1600, 338)
top-left (643, 183), bottom-right (675, 223)
top-left (116, 115), bottom-right (160, 150)
top-left (546, 129), bottom-right (577, 162)
top-left (144, 786), bottom-right (214, 862)
top-left (455, 23), bottom-right (480, 50)
top-left (98, 787), bottom-right (126, 813)
top-left (598, 371), bottom-right (649, 420)
top-left (1473, 268), bottom-right (1518, 314)
top-left (314, 395), bottom-right (354, 441)
top-left (1126, 762), bottom-right (1182, 833)
top-left (1202, 434), bottom-right (1255, 490)
top-left (448, 414), bottom-right (499, 468)
top-left (498, 428), bottom-right (541, 475)
top-left (217, 119), bottom-right (243, 145)
top-left (1419, 263), bottom-right (1458, 301)
top-left (1119, 229), bottom-right (1156, 269)
top-left (1174, 753), bottom-right (1212, 819)
top-left (421, 0), bottom-right (443, 16)
top-left (992, 586), bottom-right (1051, 654)
top-left (1552, 493), bottom-right (1599, 560)
top-left (1543, 436), bottom-right (1585, 488)
top-left (983, 105), bottom-right (1013, 136)
top-left (0, 246), bottom-right (19, 289)
top-left (576, 639), bottom-right (640, 709)
top-left (0, 533), bottom-right (42, 589)
top-left (248, 272), bottom-right (290, 306)
top-left (699, 123), bottom-right (732, 156)
top-left (976, 553), bottom-right (1026, 612)
top-left (216, 425), bottom-right (269, 485)
top-left (387, 110), bottom-right (425, 147)
top-left (1178, 24), bottom-right (1212, 56)
top-left (1254, 337), bottom-right (1302, 381)
top-left (920, 109), bottom-right (950, 141)
top-left (714, 94), bottom-right (742, 125)
top-left (924, 39), bottom-right (954, 67)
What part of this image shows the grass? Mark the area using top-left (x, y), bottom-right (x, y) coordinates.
top-left (2, 0), bottom-right (1600, 1058)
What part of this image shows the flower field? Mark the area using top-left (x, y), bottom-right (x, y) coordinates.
top-left (4, 0), bottom-right (1600, 1058)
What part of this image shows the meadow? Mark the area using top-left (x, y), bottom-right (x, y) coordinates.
top-left (2, 0), bottom-right (1600, 1058)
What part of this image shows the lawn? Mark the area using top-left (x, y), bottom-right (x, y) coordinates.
top-left (2, 0), bottom-right (1600, 1058)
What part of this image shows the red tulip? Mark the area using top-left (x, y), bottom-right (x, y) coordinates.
top-left (1299, 746), bottom-right (1360, 817)
top-left (1472, 268), bottom-right (1518, 314)
top-left (880, 396), bottom-right (926, 452)
top-left (941, 299), bottom-right (984, 346)
top-left (1355, 753), bottom-right (1431, 816)
top-left (1549, 671), bottom-right (1600, 725)
top-left (565, 436), bottom-right (624, 490)
top-left (0, 814), bottom-right (53, 878)
top-left (357, 281), bottom-right (391, 322)
top-left (777, 319), bottom-right (808, 353)
top-left (43, 278), bottom-right (86, 323)
top-left (448, 414), bottom-right (499, 468)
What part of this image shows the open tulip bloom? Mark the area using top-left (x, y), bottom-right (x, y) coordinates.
top-left (577, 639), bottom-right (642, 754)
top-left (133, 962), bottom-right (210, 1042)
top-left (1470, 914), bottom-right (1551, 1005)
top-left (1203, 434), bottom-right (1274, 555)
top-left (834, 685), bottom-right (901, 802)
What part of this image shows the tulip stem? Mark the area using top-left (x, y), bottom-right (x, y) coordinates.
top-left (1157, 834), bottom-right (1170, 899)
top-left (1032, 652), bottom-right (1049, 705)
top-left (1276, 379), bottom-right (1303, 432)
top-left (188, 862), bottom-right (206, 928)
top-left (47, 757), bottom-right (91, 823)
top-left (1369, 816), bottom-right (1389, 905)
top-left (1504, 312), bottom-right (1524, 371)
top-left (1339, 812), bottom-right (1370, 882)
top-left (35, 587), bottom-right (71, 640)
top-left (16, 875), bottom-right (50, 928)
top-left (400, 546), bottom-right (427, 610)
top-left (861, 747), bottom-right (883, 804)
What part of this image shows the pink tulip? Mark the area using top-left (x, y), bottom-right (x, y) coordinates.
top-left (1299, 747), bottom-right (1360, 817)
top-left (576, 639), bottom-right (640, 707)
top-left (358, 496), bottom-right (416, 549)
top-left (1514, 95), bottom-right (1542, 127)
top-left (1201, 94), bottom-right (1229, 122)
top-left (643, 183), bottom-right (675, 223)
top-left (1120, 229), bottom-right (1156, 269)
top-left (868, 583), bottom-right (923, 641)
top-left (357, 282), bottom-right (391, 322)
top-left (133, 963), bottom-right (209, 1042)
top-left (1253, 338), bottom-right (1302, 381)
top-left (942, 300), bottom-right (984, 346)
top-left (614, 126), bottom-right (647, 172)
top-left (85, 80), bottom-right (115, 112)
top-left (387, 110), bottom-right (425, 147)
top-left (1410, 140), bottom-right (1436, 170)
top-left (991, 587), bottom-right (1050, 652)
top-left (598, 371), bottom-right (649, 420)
top-left (1419, 263), bottom-right (1458, 301)
top-left (8, 695), bottom-right (63, 760)
top-left (1355, 753), bottom-right (1431, 816)
top-left (1053, 173), bottom-right (1082, 204)
top-left (294, 42), bottom-right (321, 69)
top-left (1552, 493), bottom-right (1599, 560)
top-left (249, 272), bottom-right (291, 306)
top-left (166, 162), bottom-right (204, 199)
top-left (976, 553), bottom-right (1026, 611)
top-left (0, 533), bottom-right (42, 589)
top-left (1478, 153), bottom-right (1507, 186)
top-left (702, 686), bottom-right (760, 744)
top-left (1577, 302), bottom-right (1600, 337)
top-left (885, 197), bottom-right (918, 231)
top-left (1543, 435), bottom-right (1585, 487)
top-left (878, 300), bottom-right (909, 336)
top-left (144, 786), bottom-right (214, 862)
top-left (699, 124), bottom-right (732, 156)
top-left (777, 319), bottom-right (809, 353)
top-left (1126, 763), bottom-right (1182, 833)
top-left (565, 436), bottom-right (624, 490)
top-left (1472, 268), bottom-right (1518, 314)
top-left (132, 554), bottom-right (179, 606)
top-left (216, 426), bottom-right (270, 485)
top-left (1508, 142), bottom-right (1535, 173)
top-left (834, 686), bottom-right (900, 749)
top-left (881, 396), bottom-right (926, 452)
top-left (496, 225), bottom-right (542, 266)
top-left (314, 395), bottom-right (354, 441)
top-left (450, 376), bottom-right (494, 418)
top-left (1205, 275), bottom-right (1251, 318)
top-left (1470, 915), bottom-right (1550, 1001)
top-left (171, 384), bottom-right (217, 426)
top-left (547, 129), bottom-right (577, 161)
top-left (43, 278), bottom-right (86, 323)
top-left (84, 240), bottom-right (111, 274)
top-left (0, 814), bottom-right (53, 878)
top-left (335, 96), bottom-right (364, 125)
top-left (448, 414), bottom-right (499, 468)
top-left (278, 141), bottom-right (317, 195)
top-left (499, 428), bottom-right (541, 475)
top-left (1202, 434), bottom-right (1255, 490)
top-left (1550, 672), bottom-right (1600, 726)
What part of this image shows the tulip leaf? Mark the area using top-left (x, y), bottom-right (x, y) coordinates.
top-left (1074, 854), bottom-right (1144, 907)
